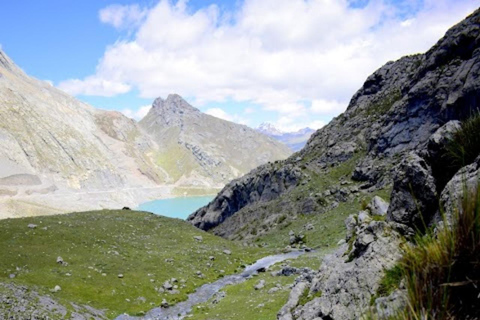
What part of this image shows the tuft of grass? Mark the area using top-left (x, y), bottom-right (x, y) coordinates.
top-left (446, 112), bottom-right (480, 170)
top-left (365, 89), bottom-right (402, 116)
top-left (376, 265), bottom-right (403, 298)
top-left (396, 185), bottom-right (480, 319)
top-left (298, 287), bottom-right (322, 306)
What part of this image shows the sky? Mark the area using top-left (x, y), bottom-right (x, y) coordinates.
top-left (0, 0), bottom-right (478, 132)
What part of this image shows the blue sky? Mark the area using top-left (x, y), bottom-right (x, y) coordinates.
top-left (0, 0), bottom-right (478, 131)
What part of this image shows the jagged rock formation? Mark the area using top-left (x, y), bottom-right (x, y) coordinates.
top-left (188, 8), bottom-right (480, 242)
top-left (256, 123), bottom-right (315, 151)
top-left (139, 95), bottom-right (291, 188)
top-left (0, 51), bottom-right (290, 218)
top-left (278, 196), bottom-right (404, 320)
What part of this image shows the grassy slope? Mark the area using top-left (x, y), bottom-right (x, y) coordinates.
top-left (0, 210), bottom-right (267, 318)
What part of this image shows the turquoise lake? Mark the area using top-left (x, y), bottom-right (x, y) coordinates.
top-left (137, 196), bottom-right (215, 220)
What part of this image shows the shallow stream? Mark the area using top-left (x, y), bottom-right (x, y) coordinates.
top-left (116, 250), bottom-right (305, 320)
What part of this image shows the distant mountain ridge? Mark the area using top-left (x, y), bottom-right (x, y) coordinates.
top-left (0, 51), bottom-right (291, 218)
top-left (139, 95), bottom-right (292, 187)
top-left (256, 122), bottom-right (315, 151)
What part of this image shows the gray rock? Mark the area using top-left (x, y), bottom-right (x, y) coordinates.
top-left (268, 287), bottom-right (280, 294)
top-left (211, 291), bottom-right (226, 304)
top-left (162, 281), bottom-right (173, 290)
top-left (345, 214), bottom-right (357, 241)
top-left (438, 155), bottom-right (480, 226)
top-left (278, 281), bottom-right (309, 320)
top-left (367, 196), bottom-right (389, 216)
top-left (27, 224), bottom-right (37, 229)
top-left (254, 280), bottom-right (265, 290)
top-left (357, 211), bottom-right (371, 223)
top-left (161, 299), bottom-right (169, 308)
top-left (223, 249), bottom-right (231, 255)
top-left (427, 120), bottom-right (461, 159)
top-left (426, 120), bottom-right (462, 189)
top-left (0, 282), bottom-right (106, 319)
top-left (387, 152), bottom-right (438, 231)
top-left (374, 289), bottom-right (407, 319)
top-left (193, 236), bottom-right (203, 242)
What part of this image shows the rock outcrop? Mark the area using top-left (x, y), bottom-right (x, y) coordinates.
top-left (189, 8), bottom-right (480, 241)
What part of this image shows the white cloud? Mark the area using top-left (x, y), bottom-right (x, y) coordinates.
top-left (273, 116), bottom-right (326, 132)
top-left (121, 105), bottom-right (151, 120)
top-left (58, 77), bottom-right (130, 97)
top-left (311, 99), bottom-right (347, 115)
top-left (99, 4), bottom-right (147, 29)
top-left (205, 107), bottom-right (250, 125)
top-left (59, 0), bottom-right (479, 126)
top-left (205, 108), bottom-right (232, 121)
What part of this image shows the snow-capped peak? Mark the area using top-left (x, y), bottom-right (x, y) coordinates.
top-left (257, 122), bottom-right (284, 136)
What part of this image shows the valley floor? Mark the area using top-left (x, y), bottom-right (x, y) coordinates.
top-left (0, 185), bottom-right (221, 220)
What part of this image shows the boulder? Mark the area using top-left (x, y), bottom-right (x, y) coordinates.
top-left (426, 120), bottom-right (462, 189)
top-left (345, 214), bottom-right (358, 241)
top-left (367, 196), bottom-right (389, 216)
top-left (387, 152), bottom-right (438, 231)
top-left (438, 155), bottom-right (480, 226)
top-left (254, 280), bottom-right (265, 290)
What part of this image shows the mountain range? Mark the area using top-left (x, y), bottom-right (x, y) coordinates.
top-left (256, 123), bottom-right (315, 151)
top-left (0, 52), bottom-right (290, 218)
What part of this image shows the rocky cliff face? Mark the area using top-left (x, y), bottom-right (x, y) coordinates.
top-left (139, 95), bottom-right (291, 188)
top-left (189, 7), bottom-right (480, 320)
top-left (0, 51), bottom-right (290, 218)
top-left (188, 8), bottom-right (480, 242)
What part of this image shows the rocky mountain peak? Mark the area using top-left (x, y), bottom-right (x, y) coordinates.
top-left (257, 122), bottom-right (284, 136)
top-left (152, 94), bottom-right (199, 114)
top-left (145, 94), bottom-right (201, 128)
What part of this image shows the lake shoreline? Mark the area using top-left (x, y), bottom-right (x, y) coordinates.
top-left (138, 195), bottom-right (216, 220)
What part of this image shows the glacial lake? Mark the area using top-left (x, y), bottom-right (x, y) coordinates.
top-left (137, 196), bottom-right (215, 220)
